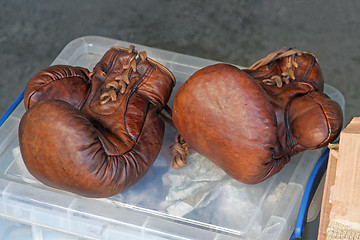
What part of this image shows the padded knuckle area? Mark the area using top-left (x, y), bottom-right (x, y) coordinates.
top-left (24, 65), bottom-right (90, 109)
top-left (288, 92), bottom-right (341, 149)
top-left (173, 64), bottom-right (285, 183)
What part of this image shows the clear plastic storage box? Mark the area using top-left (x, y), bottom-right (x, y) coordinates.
top-left (0, 36), bottom-right (345, 240)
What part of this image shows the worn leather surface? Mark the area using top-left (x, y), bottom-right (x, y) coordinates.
top-left (244, 52), bottom-right (343, 156)
top-left (173, 51), bottom-right (342, 184)
top-left (23, 65), bottom-right (91, 110)
top-left (19, 47), bottom-right (175, 197)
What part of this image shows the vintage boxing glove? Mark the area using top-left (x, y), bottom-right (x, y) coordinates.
top-left (243, 48), bottom-right (343, 156)
top-left (172, 48), bottom-right (342, 184)
top-left (19, 46), bottom-right (175, 197)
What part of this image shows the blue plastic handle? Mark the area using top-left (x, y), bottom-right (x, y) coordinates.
top-left (290, 148), bottom-right (330, 239)
top-left (0, 90), bottom-right (25, 127)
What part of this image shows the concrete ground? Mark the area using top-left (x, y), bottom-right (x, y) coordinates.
top-left (1, 0), bottom-right (359, 239)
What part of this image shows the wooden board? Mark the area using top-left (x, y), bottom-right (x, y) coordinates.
top-left (331, 117), bottom-right (360, 223)
top-left (318, 146), bottom-right (339, 240)
top-left (318, 117), bottom-right (360, 239)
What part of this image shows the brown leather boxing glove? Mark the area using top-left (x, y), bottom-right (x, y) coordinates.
top-left (19, 46), bottom-right (175, 197)
top-left (243, 48), bottom-right (343, 156)
top-left (172, 48), bottom-right (342, 184)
